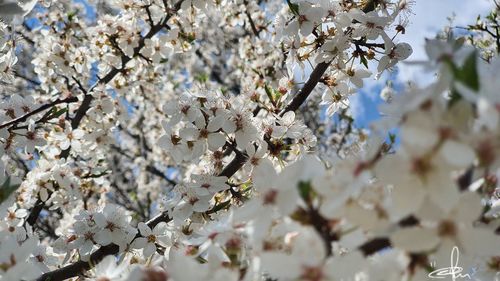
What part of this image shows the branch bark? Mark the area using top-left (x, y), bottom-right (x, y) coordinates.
top-left (35, 1), bottom-right (384, 279)
top-left (279, 61), bottom-right (331, 116)
top-left (243, 0), bottom-right (260, 38)
top-left (26, 0), bottom-right (184, 233)
top-left (0, 96), bottom-right (78, 129)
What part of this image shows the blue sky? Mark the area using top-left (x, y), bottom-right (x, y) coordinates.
top-left (23, 0), bottom-right (495, 129)
top-left (351, 0), bottom-right (494, 128)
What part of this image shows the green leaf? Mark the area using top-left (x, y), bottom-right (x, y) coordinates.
top-left (130, 191), bottom-right (138, 201)
top-left (208, 200), bottom-right (231, 214)
top-left (180, 32), bottom-right (196, 43)
top-left (287, 0), bottom-right (300, 15)
top-left (453, 37), bottom-right (466, 51)
top-left (298, 181), bottom-right (312, 203)
top-left (250, 68), bottom-right (261, 76)
top-left (455, 51), bottom-right (479, 91)
top-left (194, 73), bottom-right (209, 83)
top-left (388, 133), bottom-right (396, 144)
top-left (449, 89), bottom-right (462, 106)
top-left (51, 108), bottom-right (68, 119)
top-left (264, 84), bottom-right (275, 104)
top-left (360, 55), bottom-right (368, 69)
top-left (447, 50), bottom-right (479, 105)
top-left (0, 177), bottom-right (20, 204)
top-left (67, 10), bottom-right (79, 22)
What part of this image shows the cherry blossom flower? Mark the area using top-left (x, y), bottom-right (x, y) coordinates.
top-left (141, 35), bottom-right (174, 64)
top-left (2, 204), bottom-right (28, 226)
top-left (321, 81), bottom-right (354, 116)
top-left (131, 222), bottom-right (172, 257)
top-left (0, 48), bottom-right (17, 82)
top-left (341, 67), bottom-right (372, 89)
top-left (70, 221), bottom-right (99, 257)
top-left (223, 109), bottom-right (259, 149)
top-left (0, 236), bottom-right (40, 281)
top-left (391, 193), bottom-right (500, 267)
top-left (157, 122), bottom-right (186, 164)
top-left (53, 126), bottom-right (85, 151)
top-left (30, 244), bottom-right (58, 273)
top-left (90, 255), bottom-right (130, 281)
top-left (377, 41), bottom-right (413, 74)
top-left (17, 121), bottom-right (47, 153)
top-left (163, 94), bottom-right (202, 125)
top-left (285, 2), bottom-right (326, 37)
top-left (0, 2), bottom-right (498, 281)
top-left (188, 174), bottom-right (229, 197)
top-left (243, 141), bottom-right (268, 174)
top-left (94, 204), bottom-right (136, 249)
top-left (351, 10), bottom-right (392, 40)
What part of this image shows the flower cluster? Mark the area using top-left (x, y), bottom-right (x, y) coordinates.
top-left (0, 0), bottom-right (499, 281)
top-left (56, 204), bottom-right (137, 258)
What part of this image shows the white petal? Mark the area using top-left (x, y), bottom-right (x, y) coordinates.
top-left (260, 252), bottom-right (301, 279)
top-left (131, 237), bottom-right (148, 249)
top-left (460, 228), bottom-right (500, 256)
top-left (153, 222), bottom-right (168, 236)
top-left (453, 192), bottom-right (482, 222)
top-left (222, 120), bottom-right (236, 133)
top-left (325, 251), bottom-right (367, 280)
top-left (207, 133), bottom-right (226, 151)
top-left (276, 188), bottom-right (299, 215)
top-left (157, 235), bottom-right (171, 247)
top-left (72, 129), bottom-right (85, 139)
top-left (281, 111), bottom-right (295, 126)
top-left (390, 184), bottom-right (425, 219)
top-left (95, 230), bottom-right (112, 246)
top-left (207, 115), bottom-right (224, 131)
top-left (252, 159), bottom-right (277, 191)
top-left (94, 255), bottom-right (116, 276)
top-left (143, 242), bottom-right (156, 257)
top-left (93, 213), bottom-right (106, 228)
top-left (390, 227), bottom-right (440, 252)
top-left (245, 142), bottom-right (256, 156)
top-left (137, 222), bottom-right (152, 236)
top-left (440, 140), bottom-right (475, 167)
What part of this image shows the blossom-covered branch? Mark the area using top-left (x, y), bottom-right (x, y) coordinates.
top-left (2, 1), bottom-right (500, 281)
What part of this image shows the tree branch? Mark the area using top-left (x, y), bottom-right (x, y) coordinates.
top-left (279, 61), bottom-right (331, 116)
top-left (27, 0), bottom-right (185, 234)
top-left (243, 0), bottom-right (260, 38)
top-left (0, 96), bottom-right (78, 129)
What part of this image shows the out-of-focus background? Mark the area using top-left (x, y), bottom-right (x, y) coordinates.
top-left (352, 0), bottom-right (493, 127)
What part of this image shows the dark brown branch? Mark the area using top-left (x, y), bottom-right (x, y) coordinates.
top-left (26, 199), bottom-right (45, 226)
top-left (219, 150), bottom-right (248, 178)
top-left (14, 71), bottom-right (41, 85)
top-left (358, 215), bottom-right (419, 256)
top-left (275, 0), bottom-right (381, 118)
top-left (28, 0), bottom-right (184, 235)
top-left (359, 238), bottom-right (391, 255)
top-left (35, 1), bottom-right (387, 279)
top-left (71, 0), bottom-right (182, 132)
top-left (0, 96), bottom-right (78, 129)
top-left (36, 199), bottom-right (173, 281)
top-left (279, 61), bottom-right (331, 116)
top-left (243, 0), bottom-right (260, 38)
top-left (36, 244), bottom-right (119, 281)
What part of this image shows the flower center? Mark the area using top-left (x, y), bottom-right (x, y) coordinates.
top-left (263, 190), bottom-right (278, 205)
top-left (437, 220), bottom-right (457, 237)
top-left (147, 234), bottom-right (156, 243)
